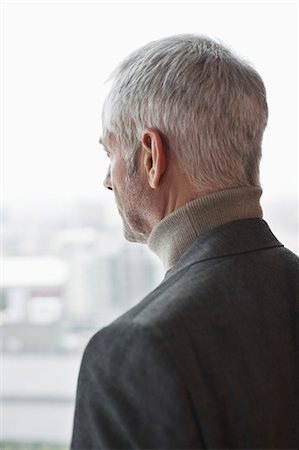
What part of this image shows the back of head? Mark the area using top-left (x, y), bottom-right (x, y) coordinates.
top-left (102, 34), bottom-right (268, 191)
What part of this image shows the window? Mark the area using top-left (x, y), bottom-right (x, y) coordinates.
top-left (1, 1), bottom-right (298, 448)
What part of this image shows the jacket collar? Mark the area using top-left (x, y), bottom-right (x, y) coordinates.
top-left (163, 218), bottom-right (283, 283)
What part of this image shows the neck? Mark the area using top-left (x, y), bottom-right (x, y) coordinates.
top-left (147, 186), bottom-right (263, 272)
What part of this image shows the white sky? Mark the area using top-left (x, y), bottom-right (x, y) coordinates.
top-left (1, 0), bottom-right (298, 208)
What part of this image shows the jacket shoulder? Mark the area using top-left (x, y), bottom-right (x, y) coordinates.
top-left (73, 319), bottom-right (202, 448)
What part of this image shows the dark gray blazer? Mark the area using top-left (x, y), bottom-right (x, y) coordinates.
top-left (70, 219), bottom-right (299, 449)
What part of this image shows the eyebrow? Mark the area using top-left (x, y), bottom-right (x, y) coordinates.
top-left (98, 137), bottom-right (108, 152)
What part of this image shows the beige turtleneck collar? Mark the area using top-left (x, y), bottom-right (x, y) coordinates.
top-left (147, 186), bottom-right (263, 273)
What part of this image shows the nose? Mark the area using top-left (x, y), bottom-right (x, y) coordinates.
top-left (103, 165), bottom-right (113, 191)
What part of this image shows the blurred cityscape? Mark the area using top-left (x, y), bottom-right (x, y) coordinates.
top-left (1, 197), bottom-right (298, 448)
top-left (1, 198), bottom-right (164, 353)
top-left (1, 198), bottom-right (163, 448)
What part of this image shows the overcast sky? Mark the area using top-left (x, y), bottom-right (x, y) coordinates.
top-left (2, 1), bottom-right (298, 210)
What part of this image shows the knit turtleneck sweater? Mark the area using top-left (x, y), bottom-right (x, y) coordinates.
top-left (147, 186), bottom-right (263, 273)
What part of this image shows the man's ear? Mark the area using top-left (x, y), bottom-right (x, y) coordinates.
top-left (141, 129), bottom-right (167, 189)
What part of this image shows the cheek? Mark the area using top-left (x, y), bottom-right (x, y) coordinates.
top-left (110, 160), bottom-right (125, 193)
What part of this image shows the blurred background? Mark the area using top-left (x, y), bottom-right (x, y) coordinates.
top-left (1, 1), bottom-right (298, 449)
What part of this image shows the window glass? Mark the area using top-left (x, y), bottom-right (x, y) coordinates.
top-left (2, 2), bottom-right (298, 448)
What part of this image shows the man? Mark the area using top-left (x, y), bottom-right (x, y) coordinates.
top-left (71, 35), bottom-right (299, 449)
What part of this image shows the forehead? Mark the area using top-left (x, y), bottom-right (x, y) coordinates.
top-left (99, 131), bottom-right (117, 149)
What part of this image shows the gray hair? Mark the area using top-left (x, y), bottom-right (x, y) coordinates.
top-left (102, 34), bottom-right (268, 190)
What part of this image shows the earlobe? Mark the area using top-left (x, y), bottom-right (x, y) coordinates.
top-left (147, 157), bottom-right (157, 190)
